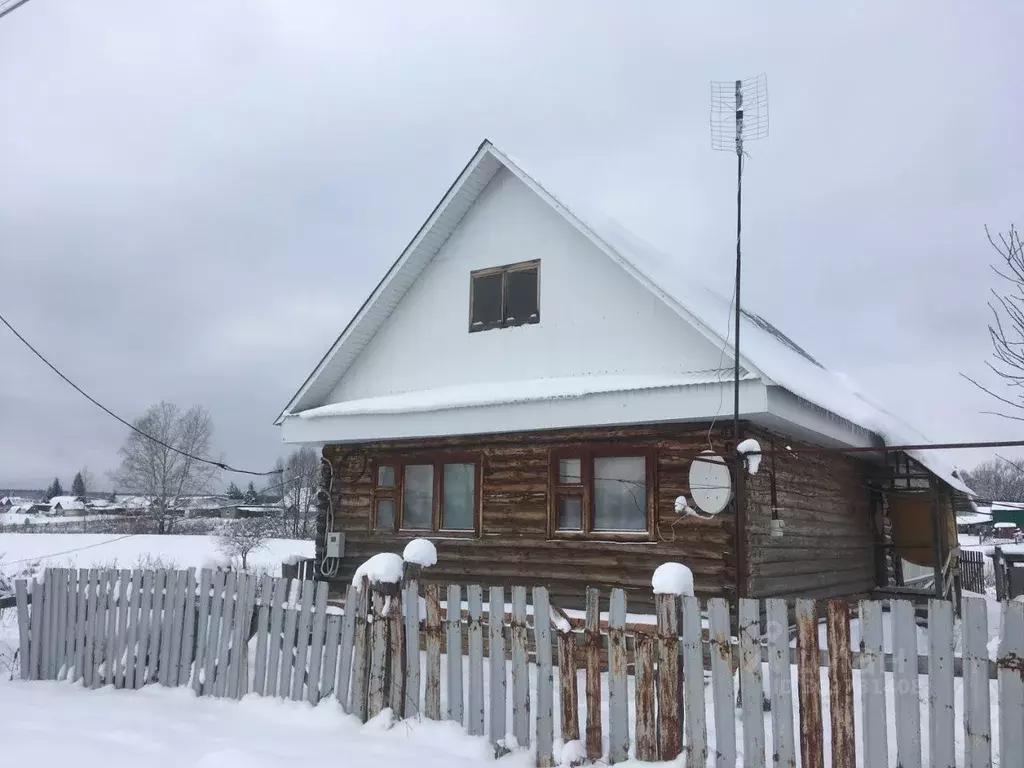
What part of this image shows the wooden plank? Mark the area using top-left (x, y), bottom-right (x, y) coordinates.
top-left (858, 600), bottom-right (888, 768)
top-left (178, 568), bottom-right (197, 690)
top-left (93, 571), bottom-right (110, 687)
top-left (191, 570), bottom-right (212, 694)
top-left (445, 584), bottom-right (464, 724)
top-left (29, 576), bottom-right (43, 681)
top-left (511, 585), bottom-right (531, 749)
top-left (111, 569), bottom-right (129, 687)
top-left (211, 569), bottom-right (236, 697)
top-left (796, 598), bottom-right (823, 768)
top-left (54, 569), bottom-right (67, 679)
top-left (146, 569), bottom-right (166, 686)
top-left (891, 599), bottom-right (922, 768)
top-left (765, 598), bottom-right (795, 768)
top-left (336, 583), bottom-right (359, 711)
top-left (739, 598), bottom-right (766, 768)
top-left (321, 614), bottom-right (341, 700)
top-left (157, 569), bottom-right (177, 685)
top-left (533, 586), bottom-right (554, 767)
top-left (927, 599), bottom-right (955, 768)
top-left (40, 569), bottom-right (51, 680)
top-left (136, 570), bottom-right (155, 687)
top-left (424, 584), bottom-right (442, 720)
top-left (999, 598), bottom-right (1024, 765)
top-left (606, 588), bottom-right (627, 765)
top-left (124, 570), bottom-right (142, 689)
top-left (467, 585), bottom-right (485, 736)
top-left (349, 584), bottom-right (371, 721)
top-left (583, 587), bottom-right (601, 761)
top-left (103, 570), bottom-right (118, 685)
top-left (962, 596), bottom-right (991, 768)
top-left (74, 568), bottom-right (89, 684)
top-left (404, 580), bottom-right (421, 718)
top-left (229, 573), bottom-right (254, 699)
top-left (681, 595), bottom-right (708, 768)
top-left (656, 592), bottom-right (681, 761)
top-left (307, 581), bottom-right (329, 704)
top-left (488, 585), bottom-right (506, 743)
top-left (387, 584), bottom-right (405, 714)
top-left (264, 576), bottom-right (287, 698)
top-left (202, 570), bottom-right (225, 696)
top-left (707, 598), bottom-right (736, 768)
top-left (826, 601), bottom-right (855, 768)
top-left (277, 578), bottom-right (299, 701)
top-left (252, 574), bottom-right (273, 696)
top-left (634, 631), bottom-right (657, 762)
top-left (15, 579), bottom-right (31, 681)
top-left (291, 579), bottom-right (315, 701)
top-left (66, 569), bottom-right (79, 680)
top-left (166, 570), bottom-right (187, 687)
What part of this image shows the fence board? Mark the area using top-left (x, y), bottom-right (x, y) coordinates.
top-left (445, 584), bottom-right (464, 725)
top-left (230, 573), bottom-right (255, 699)
top-left (584, 587), bottom-right (601, 760)
top-left (404, 580), bottom-right (421, 718)
top-left (157, 569), bottom-right (178, 685)
top-left (858, 600), bottom-right (888, 768)
top-left (336, 583), bottom-right (359, 711)
top-left (488, 585), bottom-right (506, 743)
top-left (54, 569), bottom-right (67, 679)
top-left (166, 570), bottom-right (186, 687)
top-left (291, 580), bottom-right (316, 701)
top-left (765, 598), bottom-right (794, 768)
top-left (999, 598), bottom-right (1024, 764)
top-left (216, 571), bottom-right (240, 697)
top-left (40, 569), bottom-right (51, 680)
top-left (74, 568), bottom-right (89, 684)
top-left (533, 586), bottom-right (554, 767)
top-left (192, 570), bottom-right (212, 694)
top-left (307, 581), bottom-right (329, 704)
top-left (708, 598), bottom-right (736, 768)
top-left (739, 598), bottom-right (766, 768)
top-left (826, 601), bottom-right (855, 768)
top-left (94, 571), bottom-right (111, 687)
top-left (796, 598), bottom-right (823, 768)
top-left (349, 583), bottom-right (371, 721)
top-left (179, 569), bottom-right (197, 690)
top-left (511, 585), bottom-right (531, 749)
top-left (203, 570), bottom-right (225, 695)
top-left (467, 585), bottom-right (485, 737)
top-left (927, 599), bottom-right (955, 768)
top-left (321, 614), bottom-right (341, 700)
top-left (680, 595), bottom-right (708, 767)
top-left (264, 576), bottom-right (287, 698)
top-left (635, 632), bottom-right (657, 762)
top-left (891, 599), bottom-right (922, 768)
top-left (65, 569), bottom-right (80, 681)
top-left (656, 593), bottom-right (682, 761)
top-left (367, 589), bottom-right (388, 718)
top-left (277, 578), bottom-right (300, 701)
top-left (108, 570), bottom-right (124, 686)
top-left (29, 576), bottom-right (43, 681)
top-left (607, 588), bottom-right (627, 765)
top-left (424, 585), bottom-right (442, 720)
top-left (962, 596), bottom-right (991, 768)
top-left (16, 579), bottom-right (31, 681)
top-left (124, 570), bottom-right (142, 689)
top-left (252, 574), bottom-right (273, 696)
top-left (146, 570), bottom-right (166, 687)
top-left (135, 570), bottom-right (154, 688)
top-left (387, 585), bottom-right (405, 714)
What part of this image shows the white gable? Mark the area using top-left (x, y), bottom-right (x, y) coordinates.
top-left (326, 168), bottom-right (727, 404)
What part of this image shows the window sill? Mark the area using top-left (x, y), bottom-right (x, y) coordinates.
top-left (550, 530), bottom-right (653, 542)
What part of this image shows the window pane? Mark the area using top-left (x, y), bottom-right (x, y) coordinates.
top-left (593, 456), bottom-right (646, 531)
top-left (377, 465), bottom-right (396, 488)
top-left (376, 499), bottom-right (395, 531)
top-left (557, 496), bottom-right (582, 530)
top-left (471, 273), bottom-right (503, 328)
top-left (558, 458), bottom-right (581, 484)
top-left (505, 268), bottom-right (539, 324)
top-left (402, 465), bottom-right (434, 528)
top-left (442, 463), bottom-right (475, 530)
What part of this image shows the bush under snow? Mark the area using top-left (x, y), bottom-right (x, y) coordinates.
top-left (402, 538), bottom-right (437, 567)
top-left (353, 552), bottom-right (405, 590)
top-left (652, 562), bottom-right (694, 596)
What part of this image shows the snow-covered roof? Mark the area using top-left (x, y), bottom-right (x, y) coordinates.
top-left (956, 513), bottom-right (993, 526)
top-left (278, 139), bottom-right (972, 495)
top-left (49, 496), bottom-right (85, 510)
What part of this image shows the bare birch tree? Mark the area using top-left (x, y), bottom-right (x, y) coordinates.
top-left (112, 402), bottom-right (220, 534)
top-left (217, 516), bottom-right (277, 571)
top-left (271, 447), bottom-right (320, 539)
top-left (963, 458), bottom-right (1024, 502)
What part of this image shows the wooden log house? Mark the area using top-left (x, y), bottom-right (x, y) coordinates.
top-left (276, 140), bottom-right (972, 608)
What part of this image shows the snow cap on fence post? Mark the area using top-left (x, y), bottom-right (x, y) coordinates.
top-left (352, 553), bottom-right (405, 593)
top-left (402, 538), bottom-right (437, 568)
top-left (737, 438), bottom-right (762, 475)
top-left (652, 562), bottom-right (695, 596)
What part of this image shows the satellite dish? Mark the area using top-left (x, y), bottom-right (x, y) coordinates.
top-left (688, 451), bottom-right (732, 515)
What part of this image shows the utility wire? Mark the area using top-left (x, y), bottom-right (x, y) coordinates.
top-left (0, 0), bottom-right (34, 21)
top-left (0, 310), bottom-right (274, 476)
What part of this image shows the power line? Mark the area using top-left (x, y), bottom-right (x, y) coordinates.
top-left (0, 310), bottom-right (273, 477)
top-left (0, 0), bottom-right (34, 22)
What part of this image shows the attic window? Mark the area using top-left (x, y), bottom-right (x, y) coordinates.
top-left (469, 260), bottom-right (540, 332)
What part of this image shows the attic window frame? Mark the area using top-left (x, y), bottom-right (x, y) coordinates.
top-left (469, 259), bottom-right (540, 333)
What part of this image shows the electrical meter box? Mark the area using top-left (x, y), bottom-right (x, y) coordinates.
top-left (326, 531), bottom-right (345, 559)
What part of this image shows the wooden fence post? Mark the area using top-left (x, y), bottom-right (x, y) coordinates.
top-left (681, 594), bottom-right (708, 767)
top-left (796, 598), bottom-right (823, 768)
top-left (634, 632), bottom-right (657, 762)
top-left (859, 599), bottom-right (889, 768)
top-left (533, 587), bottom-right (554, 768)
top-left (424, 584), bottom-right (442, 721)
top-left (826, 601), bottom-right (855, 768)
top-left (607, 588), bottom-right (628, 765)
top-left (738, 598), bottom-right (766, 768)
top-left (655, 592), bottom-right (681, 761)
top-left (488, 586), bottom-right (506, 747)
top-left (446, 584), bottom-right (464, 725)
top-left (891, 599), bottom-right (922, 768)
top-left (403, 566), bottom-right (422, 719)
top-left (386, 581), bottom-right (405, 716)
top-left (467, 585), bottom-right (485, 737)
top-left (583, 587), bottom-right (602, 761)
top-left (350, 579), bottom-right (372, 721)
top-left (511, 586), bottom-right (531, 748)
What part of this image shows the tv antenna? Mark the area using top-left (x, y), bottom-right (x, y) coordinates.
top-left (710, 75), bottom-right (769, 454)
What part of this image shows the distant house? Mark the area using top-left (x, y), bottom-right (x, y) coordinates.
top-left (956, 511), bottom-right (993, 537)
top-left (49, 495), bottom-right (86, 515)
top-left (275, 139), bottom-right (974, 607)
top-left (989, 501), bottom-right (1024, 529)
top-left (0, 497), bottom-right (12, 510)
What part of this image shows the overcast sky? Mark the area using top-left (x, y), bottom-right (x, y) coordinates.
top-left (2, 1), bottom-right (1022, 490)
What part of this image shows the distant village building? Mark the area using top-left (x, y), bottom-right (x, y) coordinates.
top-left (48, 495), bottom-right (86, 515)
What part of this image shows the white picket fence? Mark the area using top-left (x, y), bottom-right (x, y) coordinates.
top-left (13, 567), bottom-right (1024, 767)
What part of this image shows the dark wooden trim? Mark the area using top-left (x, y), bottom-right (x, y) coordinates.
top-left (371, 452), bottom-right (482, 536)
top-left (468, 259), bottom-right (541, 333)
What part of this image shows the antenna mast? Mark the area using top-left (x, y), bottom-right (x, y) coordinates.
top-left (711, 75), bottom-right (769, 450)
